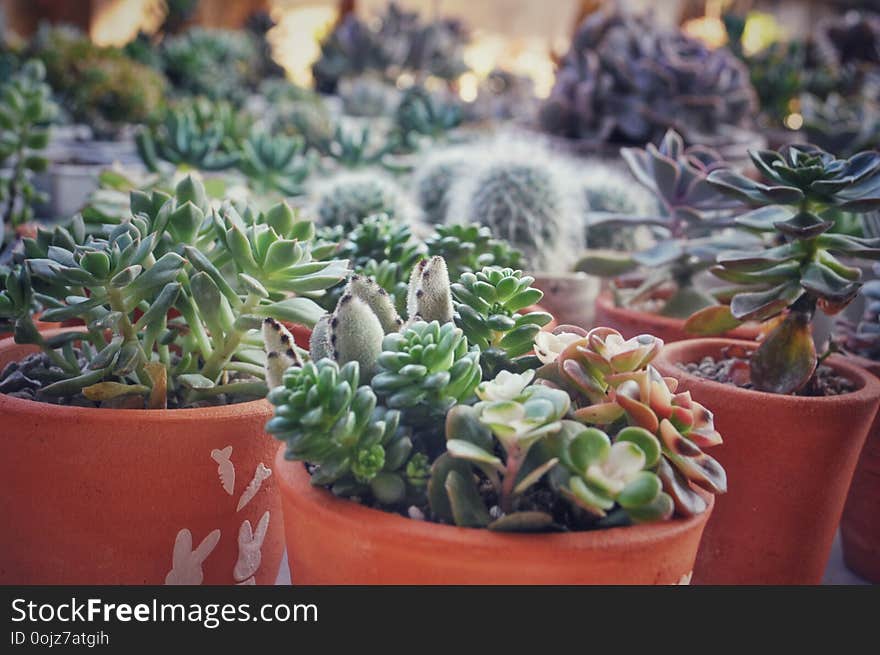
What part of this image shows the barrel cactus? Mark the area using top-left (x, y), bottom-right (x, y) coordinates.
top-left (582, 163), bottom-right (656, 250)
top-left (445, 146), bottom-right (584, 273)
top-left (313, 172), bottom-right (414, 230)
top-left (412, 147), bottom-right (470, 223)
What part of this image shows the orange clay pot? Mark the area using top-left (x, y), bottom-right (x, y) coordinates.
top-left (653, 338), bottom-right (880, 585)
top-left (594, 291), bottom-right (760, 343)
top-left (840, 355), bottom-right (880, 583)
top-left (276, 446), bottom-right (714, 585)
top-left (0, 332), bottom-right (283, 585)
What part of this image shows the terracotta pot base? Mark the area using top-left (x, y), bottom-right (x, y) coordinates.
top-left (0, 334), bottom-right (284, 585)
top-left (654, 338), bottom-right (880, 584)
top-left (277, 446), bottom-right (713, 585)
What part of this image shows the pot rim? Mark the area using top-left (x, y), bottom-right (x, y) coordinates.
top-left (655, 337), bottom-right (880, 406)
top-left (276, 445), bottom-right (714, 550)
top-left (0, 332), bottom-right (271, 422)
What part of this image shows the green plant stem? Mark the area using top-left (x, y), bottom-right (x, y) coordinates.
top-left (199, 292), bottom-right (260, 382)
top-left (106, 286), bottom-right (148, 385)
top-left (2, 126), bottom-right (28, 229)
top-left (500, 447), bottom-right (523, 514)
top-left (190, 380), bottom-right (268, 400)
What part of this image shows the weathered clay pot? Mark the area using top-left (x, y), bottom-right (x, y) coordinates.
top-left (276, 447), bottom-right (713, 585)
top-left (654, 338), bottom-right (880, 584)
top-left (594, 292), bottom-right (761, 342)
top-left (840, 355), bottom-right (880, 583)
top-left (0, 333), bottom-right (283, 585)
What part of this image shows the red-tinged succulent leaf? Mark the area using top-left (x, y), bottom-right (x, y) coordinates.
top-left (649, 379), bottom-right (674, 420)
top-left (659, 419), bottom-right (702, 457)
top-left (610, 347), bottom-right (651, 373)
top-left (669, 405), bottom-right (695, 431)
top-left (561, 357), bottom-right (604, 398)
top-left (615, 392), bottom-right (659, 433)
top-left (672, 390), bottom-right (692, 408)
top-left (684, 304), bottom-right (743, 335)
top-left (730, 281), bottom-right (804, 322)
top-left (773, 211), bottom-right (834, 239)
top-left (553, 324), bottom-right (588, 337)
top-left (686, 401), bottom-right (722, 447)
top-left (657, 458), bottom-right (708, 517)
top-left (664, 377), bottom-right (679, 393)
top-left (750, 312), bottom-right (817, 394)
top-left (573, 402), bottom-right (626, 425)
top-left (665, 449), bottom-right (728, 494)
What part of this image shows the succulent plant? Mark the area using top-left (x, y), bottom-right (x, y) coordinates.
top-left (265, 358), bottom-right (418, 505)
top-left (0, 60), bottom-right (55, 246)
top-left (576, 130), bottom-right (754, 318)
top-left (445, 149), bottom-right (584, 273)
top-left (800, 93), bottom-right (880, 158)
top-left (371, 319), bottom-right (481, 432)
top-left (815, 11), bottom-right (880, 70)
top-left (392, 85), bottom-right (462, 151)
top-left (311, 3), bottom-right (468, 94)
top-left (686, 145), bottom-right (880, 394)
top-left (425, 223), bottom-right (524, 281)
top-left (539, 9), bottom-right (756, 147)
top-left (136, 102), bottom-right (242, 173)
top-left (314, 172), bottom-right (413, 230)
top-left (839, 263), bottom-right (880, 361)
top-left (536, 326), bottom-right (726, 517)
top-left (338, 75), bottom-right (401, 118)
top-left (428, 375), bottom-right (570, 529)
top-left (311, 122), bottom-right (397, 170)
top-left (451, 266), bottom-right (551, 377)
top-left (412, 147), bottom-right (469, 223)
top-left (161, 28), bottom-right (259, 105)
top-left (0, 176), bottom-right (347, 408)
top-left (238, 130), bottom-right (315, 197)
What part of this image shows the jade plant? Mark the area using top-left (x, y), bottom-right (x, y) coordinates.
top-left (0, 175), bottom-right (347, 408)
top-left (577, 130), bottom-right (756, 318)
top-left (0, 60), bottom-right (55, 248)
top-left (265, 255), bottom-right (727, 531)
top-left (686, 144), bottom-right (880, 394)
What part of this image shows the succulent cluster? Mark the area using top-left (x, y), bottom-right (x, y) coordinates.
top-left (540, 10), bottom-right (756, 147)
top-left (0, 176), bottom-right (347, 408)
top-left (392, 85), bottom-right (462, 151)
top-left (264, 252), bottom-right (726, 532)
top-left (238, 131), bottom-right (315, 197)
top-left (577, 130), bottom-right (751, 317)
top-left (312, 2), bottom-right (468, 94)
top-left (839, 263), bottom-right (880, 361)
top-left (30, 25), bottom-right (165, 139)
top-left (425, 223), bottom-right (523, 279)
top-left (160, 28), bottom-right (261, 105)
top-left (687, 145), bottom-right (880, 394)
top-left (0, 60), bottom-right (55, 245)
top-left (800, 93), bottom-right (880, 158)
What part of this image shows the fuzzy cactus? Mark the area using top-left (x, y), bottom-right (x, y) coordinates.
top-left (313, 172), bottom-right (413, 230)
top-left (412, 147), bottom-right (469, 223)
top-left (452, 266), bottom-right (552, 376)
top-left (406, 256), bottom-right (454, 324)
top-left (536, 327), bottom-right (726, 516)
top-left (445, 149), bottom-right (584, 273)
top-left (262, 318), bottom-right (302, 389)
top-left (265, 358), bottom-right (416, 504)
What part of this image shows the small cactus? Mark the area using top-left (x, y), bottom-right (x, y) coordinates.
top-left (413, 147), bottom-right (469, 223)
top-left (313, 172), bottom-right (413, 230)
top-left (445, 144), bottom-right (584, 273)
top-left (406, 256), bottom-right (454, 325)
top-left (582, 163), bottom-right (656, 250)
top-left (262, 318), bottom-right (302, 389)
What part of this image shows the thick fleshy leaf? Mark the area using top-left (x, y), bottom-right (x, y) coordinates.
top-left (446, 439), bottom-right (504, 471)
top-left (445, 470), bottom-right (491, 528)
top-left (618, 471), bottom-right (662, 509)
top-left (800, 263), bottom-right (862, 304)
top-left (684, 304), bottom-right (743, 335)
top-left (773, 211), bottom-right (833, 239)
top-left (565, 477), bottom-right (614, 517)
top-left (573, 402), bottom-right (625, 425)
top-left (625, 491), bottom-right (674, 523)
top-left (716, 242), bottom-right (803, 272)
top-left (575, 250), bottom-right (639, 277)
top-left (735, 205), bottom-right (796, 231)
top-left (657, 457), bottom-right (708, 517)
top-left (750, 312), bottom-right (817, 394)
top-left (616, 426), bottom-right (661, 467)
top-left (729, 282), bottom-right (803, 321)
top-left (614, 392), bottom-right (659, 433)
top-left (632, 241), bottom-right (684, 267)
top-left (568, 428), bottom-right (610, 473)
top-left (488, 511), bottom-right (555, 532)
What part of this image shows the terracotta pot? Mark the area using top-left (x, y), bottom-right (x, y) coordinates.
top-left (276, 447), bottom-right (713, 585)
top-left (654, 338), bottom-right (880, 584)
top-left (594, 291), bottom-right (761, 343)
top-left (0, 333), bottom-right (283, 585)
top-left (840, 355), bottom-right (880, 583)
top-left (532, 273), bottom-right (600, 329)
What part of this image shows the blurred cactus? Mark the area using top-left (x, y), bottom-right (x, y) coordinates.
top-left (446, 145), bottom-right (584, 273)
top-left (314, 172), bottom-right (413, 230)
top-left (412, 147), bottom-right (469, 223)
top-left (582, 163), bottom-right (656, 250)
top-left (338, 75), bottom-right (401, 118)
top-left (801, 93), bottom-right (880, 158)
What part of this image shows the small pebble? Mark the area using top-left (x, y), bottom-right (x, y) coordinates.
top-left (407, 506), bottom-right (425, 521)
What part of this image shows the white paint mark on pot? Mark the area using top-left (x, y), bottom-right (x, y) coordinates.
top-left (233, 511), bottom-right (270, 582)
top-left (210, 446), bottom-right (235, 496)
top-left (164, 528), bottom-right (221, 585)
top-left (236, 463), bottom-right (271, 512)
top-left (676, 571), bottom-right (693, 585)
